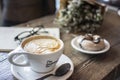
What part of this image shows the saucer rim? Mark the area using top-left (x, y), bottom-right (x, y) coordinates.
top-left (71, 36), bottom-right (110, 54)
top-left (11, 54), bottom-right (74, 80)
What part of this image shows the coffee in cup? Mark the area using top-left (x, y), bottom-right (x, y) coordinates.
top-left (8, 35), bottom-right (64, 73)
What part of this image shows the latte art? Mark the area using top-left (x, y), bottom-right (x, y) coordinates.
top-left (24, 38), bottom-right (60, 54)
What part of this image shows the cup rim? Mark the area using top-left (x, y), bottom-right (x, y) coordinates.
top-left (20, 35), bottom-right (64, 55)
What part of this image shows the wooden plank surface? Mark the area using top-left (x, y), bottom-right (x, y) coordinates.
top-left (15, 10), bottom-right (120, 80)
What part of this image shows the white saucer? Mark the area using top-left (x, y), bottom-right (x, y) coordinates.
top-left (71, 36), bottom-right (110, 54)
top-left (11, 54), bottom-right (74, 80)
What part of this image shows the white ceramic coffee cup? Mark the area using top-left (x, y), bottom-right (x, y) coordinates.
top-left (8, 35), bottom-right (64, 73)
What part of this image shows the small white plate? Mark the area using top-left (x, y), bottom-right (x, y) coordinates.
top-left (11, 54), bottom-right (74, 80)
top-left (71, 36), bottom-right (110, 54)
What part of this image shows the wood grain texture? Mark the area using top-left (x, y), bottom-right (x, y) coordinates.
top-left (15, 10), bottom-right (120, 80)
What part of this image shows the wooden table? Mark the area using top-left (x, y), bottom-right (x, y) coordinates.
top-left (4, 10), bottom-right (120, 80)
top-left (16, 9), bottom-right (120, 80)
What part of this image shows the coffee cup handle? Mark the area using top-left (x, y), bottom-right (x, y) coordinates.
top-left (8, 47), bottom-right (29, 67)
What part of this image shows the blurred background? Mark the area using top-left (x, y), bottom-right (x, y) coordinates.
top-left (0, 0), bottom-right (60, 26)
top-left (0, 4), bottom-right (2, 26)
top-left (0, 0), bottom-right (120, 26)
top-left (97, 0), bottom-right (120, 8)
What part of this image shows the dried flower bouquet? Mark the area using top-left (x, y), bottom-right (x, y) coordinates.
top-left (55, 0), bottom-right (105, 33)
